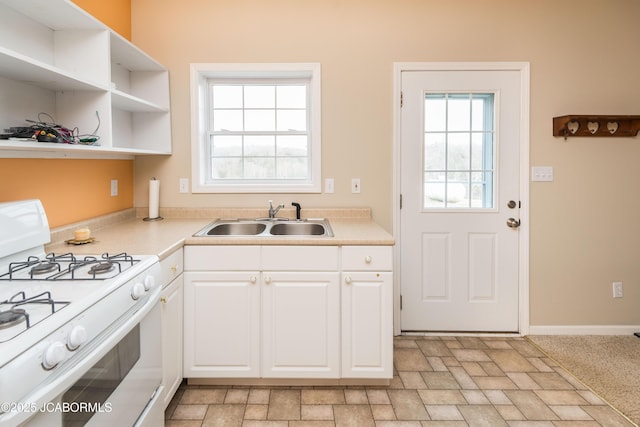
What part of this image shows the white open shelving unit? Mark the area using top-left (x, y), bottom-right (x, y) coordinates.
top-left (0, 0), bottom-right (171, 158)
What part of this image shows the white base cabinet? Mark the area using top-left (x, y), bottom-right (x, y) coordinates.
top-left (183, 244), bottom-right (392, 380)
top-left (159, 249), bottom-right (184, 409)
top-left (262, 272), bottom-right (339, 378)
top-left (341, 272), bottom-right (393, 378)
top-left (341, 246), bottom-right (393, 379)
top-left (183, 271), bottom-right (260, 378)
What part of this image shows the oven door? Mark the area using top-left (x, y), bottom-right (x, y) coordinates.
top-left (15, 288), bottom-right (163, 427)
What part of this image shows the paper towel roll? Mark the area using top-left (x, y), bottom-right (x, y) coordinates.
top-left (149, 178), bottom-right (160, 219)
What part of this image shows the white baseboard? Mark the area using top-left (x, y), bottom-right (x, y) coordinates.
top-left (528, 325), bottom-right (640, 335)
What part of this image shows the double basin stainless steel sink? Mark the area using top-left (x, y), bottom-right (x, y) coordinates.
top-left (194, 218), bottom-right (334, 237)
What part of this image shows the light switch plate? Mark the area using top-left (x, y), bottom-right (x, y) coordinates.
top-left (110, 179), bottom-right (118, 196)
top-left (532, 166), bottom-right (553, 182)
top-left (179, 178), bottom-right (189, 193)
top-left (325, 178), bottom-right (334, 194)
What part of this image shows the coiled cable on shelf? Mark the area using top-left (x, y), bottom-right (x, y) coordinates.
top-left (26, 111), bottom-right (100, 145)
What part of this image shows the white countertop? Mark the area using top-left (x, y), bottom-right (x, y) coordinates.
top-left (46, 212), bottom-right (394, 261)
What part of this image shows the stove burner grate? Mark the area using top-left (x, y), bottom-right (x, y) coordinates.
top-left (0, 252), bottom-right (140, 281)
top-left (0, 291), bottom-right (70, 335)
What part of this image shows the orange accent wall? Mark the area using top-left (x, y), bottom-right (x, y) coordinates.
top-left (72, 0), bottom-right (131, 40)
top-left (1, 2), bottom-right (134, 229)
top-left (0, 159), bottom-right (133, 228)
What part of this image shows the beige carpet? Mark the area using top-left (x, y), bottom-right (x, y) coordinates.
top-left (527, 335), bottom-right (640, 426)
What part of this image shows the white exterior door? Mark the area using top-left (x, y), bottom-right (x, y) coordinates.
top-left (399, 64), bottom-right (527, 332)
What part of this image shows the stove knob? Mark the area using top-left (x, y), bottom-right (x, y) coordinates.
top-left (143, 275), bottom-right (155, 291)
top-left (42, 342), bottom-right (66, 369)
top-left (131, 282), bottom-right (146, 300)
top-left (67, 325), bottom-right (87, 351)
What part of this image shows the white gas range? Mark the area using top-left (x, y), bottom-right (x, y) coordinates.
top-left (0, 200), bottom-right (163, 426)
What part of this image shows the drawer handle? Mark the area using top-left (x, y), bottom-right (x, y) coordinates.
top-left (160, 297), bottom-right (167, 304)
top-left (264, 275), bottom-right (272, 284)
top-left (345, 275), bottom-right (352, 284)
top-left (170, 265), bottom-right (177, 273)
top-left (250, 275), bottom-right (257, 284)
top-left (364, 256), bottom-right (372, 264)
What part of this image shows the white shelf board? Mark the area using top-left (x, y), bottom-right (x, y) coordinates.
top-left (111, 90), bottom-right (169, 113)
top-left (0, 140), bottom-right (170, 158)
top-left (0, 0), bottom-right (104, 31)
top-left (0, 47), bottom-right (106, 92)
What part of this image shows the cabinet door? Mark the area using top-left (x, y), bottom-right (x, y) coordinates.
top-left (341, 272), bottom-right (393, 378)
top-left (161, 274), bottom-right (183, 408)
top-left (183, 272), bottom-right (260, 377)
top-left (262, 272), bottom-right (340, 378)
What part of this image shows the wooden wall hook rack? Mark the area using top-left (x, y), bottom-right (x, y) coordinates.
top-left (553, 115), bottom-right (640, 140)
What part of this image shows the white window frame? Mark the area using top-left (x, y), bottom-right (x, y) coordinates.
top-left (190, 63), bottom-right (321, 193)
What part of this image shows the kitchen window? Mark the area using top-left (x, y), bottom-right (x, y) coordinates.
top-left (190, 63), bottom-right (321, 193)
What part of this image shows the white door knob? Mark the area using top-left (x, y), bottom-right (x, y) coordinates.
top-left (264, 275), bottom-right (272, 284)
top-left (345, 275), bottom-right (352, 284)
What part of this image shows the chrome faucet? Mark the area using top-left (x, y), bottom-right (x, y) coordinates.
top-left (268, 200), bottom-right (285, 219)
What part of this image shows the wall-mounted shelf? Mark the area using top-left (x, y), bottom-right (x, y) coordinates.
top-left (553, 115), bottom-right (640, 139)
top-left (0, 0), bottom-right (172, 159)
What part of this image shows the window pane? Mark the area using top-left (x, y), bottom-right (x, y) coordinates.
top-left (212, 157), bottom-right (242, 179)
top-left (211, 135), bottom-right (242, 156)
top-left (245, 135), bottom-right (275, 156)
top-left (277, 135), bottom-right (308, 156)
top-left (471, 133), bottom-right (484, 170)
top-left (424, 94), bottom-right (446, 132)
top-left (212, 85), bottom-right (242, 108)
top-left (471, 171), bottom-right (493, 208)
top-left (277, 157), bottom-right (307, 179)
top-left (447, 133), bottom-right (470, 171)
top-left (245, 110), bottom-right (275, 131)
top-left (424, 171), bottom-right (445, 208)
top-left (244, 85), bottom-right (275, 108)
top-left (447, 95), bottom-right (470, 131)
top-left (245, 157), bottom-right (276, 178)
top-left (472, 94), bottom-right (494, 131)
top-left (277, 110), bottom-right (306, 131)
top-left (424, 133), bottom-right (446, 171)
top-left (277, 86), bottom-right (306, 108)
top-left (213, 110), bottom-right (243, 131)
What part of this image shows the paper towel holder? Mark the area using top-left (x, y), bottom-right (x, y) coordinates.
top-left (143, 177), bottom-right (163, 221)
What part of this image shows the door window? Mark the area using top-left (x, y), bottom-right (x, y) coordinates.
top-left (423, 93), bottom-right (495, 209)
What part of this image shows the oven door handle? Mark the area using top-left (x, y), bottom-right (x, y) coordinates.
top-left (0, 286), bottom-right (161, 427)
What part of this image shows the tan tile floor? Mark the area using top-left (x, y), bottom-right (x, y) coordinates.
top-left (165, 336), bottom-right (635, 426)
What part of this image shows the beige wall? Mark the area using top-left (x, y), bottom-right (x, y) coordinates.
top-left (131, 0), bottom-right (640, 328)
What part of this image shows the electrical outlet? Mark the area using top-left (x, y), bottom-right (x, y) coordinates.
top-left (613, 281), bottom-right (623, 298)
top-left (179, 178), bottom-right (189, 193)
top-left (532, 166), bottom-right (554, 182)
top-left (325, 178), bottom-right (334, 194)
top-left (351, 178), bottom-right (361, 194)
top-left (110, 179), bottom-right (118, 197)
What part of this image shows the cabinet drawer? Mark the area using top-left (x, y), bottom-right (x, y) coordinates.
top-left (262, 246), bottom-right (339, 271)
top-left (341, 246), bottom-right (392, 271)
top-left (159, 248), bottom-right (183, 289)
top-left (184, 246), bottom-right (261, 270)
